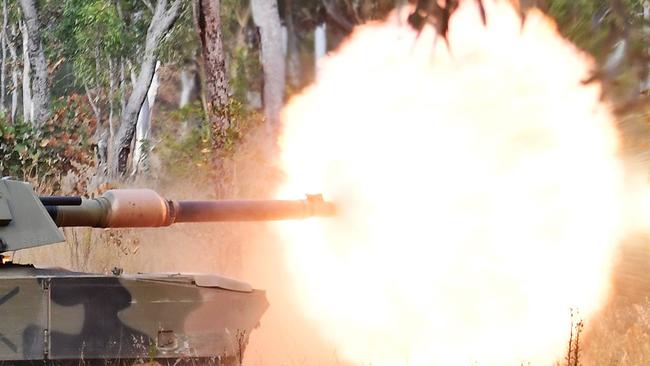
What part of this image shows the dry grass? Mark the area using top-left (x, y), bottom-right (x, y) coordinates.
top-left (578, 235), bottom-right (650, 366)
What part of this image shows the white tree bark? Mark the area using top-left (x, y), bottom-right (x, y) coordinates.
top-left (84, 84), bottom-right (101, 123)
top-left (132, 61), bottom-right (160, 175)
top-left (108, 58), bottom-right (115, 138)
top-left (95, 128), bottom-right (109, 175)
top-left (284, 0), bottom-right (301, 88)
top-left (602, 39), bottom-right (626, 77)
top-left (251, 0), bottom-right (285, 126)
top-left (314, 22), bottom-right (327, 76)
top-left (119, 58), bottom-right (127, 117)
top-left (18, 0), bottom-right (48, 126)
top-left (0, 0), bottom-right (7, 116)
top-left (642, 1), bottom-right (650, 91)
top-left (281, 25), bottom-right (287, 56)
top-left (645, 1), bottom-right (650, 35)
top-left (6, 24), bottom-right (17, 122)
top-left (112, 0), bottom-right (181, 176)
top-left (20, 21), bottom-right (32, 123)
top-left (179, 67), bottom-right (195, 108)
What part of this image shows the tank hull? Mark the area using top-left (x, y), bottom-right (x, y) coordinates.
top-left (0, 264), bottom-right (267, 364)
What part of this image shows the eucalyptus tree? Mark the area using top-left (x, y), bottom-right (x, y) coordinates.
top-left (19, 18), bottom-right (29, 121)
top-left (193, 0), bottom-right (230, 150)
top-left (0, 0), bottom-right (8, 117)
top-left (252, 0), bottom-right (284, 127)
top-left (0, 0), bottom-right (21, 122)
top-left (128, 2), bottom-right (199, 176)
top-left (55, 0), bottom-right (184, 177)
top-left (157, 5), bottom-right (200, 108)
top-left (5, 22), bottom-right (17, 122)
top-left (55, 0), bottom-right (137, 173)
top-left (18, 0), bottom-right (47, 126)
top-left (111, 0), bottom-right (183, 177)
top-left (283, 0), bottom-right (301, 88)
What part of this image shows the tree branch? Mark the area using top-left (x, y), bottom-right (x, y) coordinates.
top-left (84, 84), bottom-right (101, 123)
top-left (236, 4), bottom-right (251, 27)
top-left (323, 0), bottom-right (355, 32)
top-left (141, 0), bottom-right (155, 13)
top-left (112, 0), bottom-right (183, 176)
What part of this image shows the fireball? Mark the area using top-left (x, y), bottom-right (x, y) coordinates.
top-left (275, 1), bottom-right (624, 364)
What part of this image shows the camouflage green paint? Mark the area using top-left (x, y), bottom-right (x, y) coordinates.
top-left (0, 264), bottom-right (268, 364)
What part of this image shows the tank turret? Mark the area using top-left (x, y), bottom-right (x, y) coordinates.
top-left (0, 178), bottom-right (335, 365)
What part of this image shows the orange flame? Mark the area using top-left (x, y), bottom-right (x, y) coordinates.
top-left (275, 1), bottom-right (624, 364)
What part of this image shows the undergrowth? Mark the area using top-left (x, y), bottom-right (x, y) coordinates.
top-left (0, 94), bottom-right (96, 194)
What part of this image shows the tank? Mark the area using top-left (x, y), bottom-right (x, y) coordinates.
top-left (0, 178), bottom-right (334, 365)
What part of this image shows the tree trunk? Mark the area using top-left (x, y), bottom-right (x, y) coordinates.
top-left (20, 21), bottom-right (32, 123)
top-left (85, 81), bottom-right (105, 172)
top-left (111, 0), bottom-right (182, 177)
top-left (18, 0), bottom-right (48, 126)
top-left (179, 66), bottom-right (196, 107)
top-left (95, 126), bottom-right (109, 176)
top-left (7, 23), bottom-right (17, 122)
top-left (314, 22), bottom-right (327, 76)
top-left (642, 1), bottom-right (650, 91)
top-left (119, 58), bottom-right (126, 117)
top-left (284, 0), bottom-right (301, 88)
top-left (0, 0), bottom-right (7, 117)
top-left (108, 58), bottom-right (115, 139)
top-left (193, 0), bottom-right (230, 145)
top-left (132, 61), bottom-right (160, 176)
top-left (84, 84), bottom-right (101, 123)
top-left (251, 0), bottom-right (285, 127)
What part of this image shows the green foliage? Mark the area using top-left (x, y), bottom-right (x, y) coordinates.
top-left (159, 101), bottom-right (212, 178)
top-left (0, 95), bottom-right (95, 191)
top-left (213, 96), bottom-right (255, 154)
top-left (220, 0), bottom-right (263, 100)
top-left (547, 0), bottom-right (645, 60)
top-left (230, 44), bottom-right (261, 104)
top-left (547, 0), bottom-right (610, 56)
top-left (71, 1), bottom-right (126, 74)
top-left (221, 0), bottom-right (249, 40)
top-left (159, 96), bottom-right (260, 180)
top-left (158, 3), bottom-right (197, 64)
top-left (53, 0), bottom-right (147, 88)
top-left (161, 125), bottom-right (211, 176)
top-left (545, 0), bottom-right (650, 96)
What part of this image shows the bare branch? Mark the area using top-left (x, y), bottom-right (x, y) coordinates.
top-left (84, 84), bottom-right (101, 123)
top-left (48, 57), bottom-right (65, 75)
top-left (115, 0), bottom-right (125, 21)
top-left (343, 0), bottom-right (363, 24)
top-left (236, 4), bottom-right (251, 27)
top-left (323, 0), bottom-right (355, 32)
top-left (141, 0), bottom-right (154, 13)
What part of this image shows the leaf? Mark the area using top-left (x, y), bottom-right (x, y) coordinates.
top-left (14, 144), bottom-right (27, 154)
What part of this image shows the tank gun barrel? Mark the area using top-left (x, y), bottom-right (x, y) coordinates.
top-left (0, 179), bottom-right (335, 252)
top-left (39, 196), bottom-right (83, 206)
top-left (46, 189), bottom-right (336, 228)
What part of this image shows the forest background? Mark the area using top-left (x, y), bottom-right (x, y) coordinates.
top-left (3, 0), bottom-right (650, 364)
